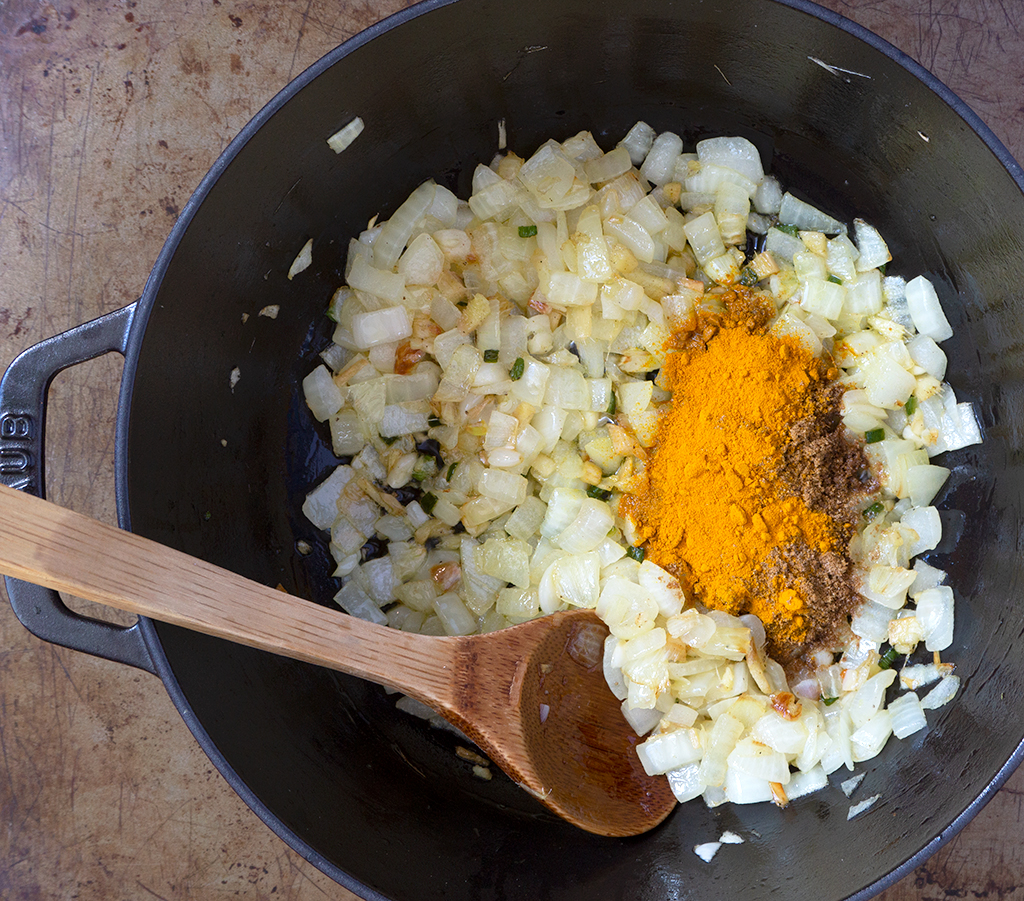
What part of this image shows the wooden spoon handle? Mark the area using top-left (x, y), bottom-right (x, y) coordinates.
top-left (0, 485), bottom-right (455, 703)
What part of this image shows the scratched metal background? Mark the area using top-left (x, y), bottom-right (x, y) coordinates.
top-left (0, 1), bottom-right (1022, 899)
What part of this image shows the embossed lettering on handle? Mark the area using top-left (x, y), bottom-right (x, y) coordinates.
top-left (0, 413), bottom-right (36, 491)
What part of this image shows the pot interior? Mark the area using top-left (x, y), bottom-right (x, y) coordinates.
top-left (122, 0), bottom-right (1024, 899)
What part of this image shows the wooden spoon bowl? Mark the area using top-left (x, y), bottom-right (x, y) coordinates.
top-left (0, 484), bottom-right (676, 837)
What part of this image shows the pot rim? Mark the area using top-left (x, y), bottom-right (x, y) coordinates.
top-left (110, 0), bottom-right (1024, 898)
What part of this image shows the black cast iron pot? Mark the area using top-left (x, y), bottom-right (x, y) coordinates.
top-left (2, 0), bottom-right (1023, 899)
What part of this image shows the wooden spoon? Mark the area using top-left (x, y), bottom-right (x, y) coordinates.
top-left (0, 484), bottom-right (676, 837)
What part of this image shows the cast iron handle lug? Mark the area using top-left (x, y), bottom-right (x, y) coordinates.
top-left (0, 303), bottom-right (155, 674)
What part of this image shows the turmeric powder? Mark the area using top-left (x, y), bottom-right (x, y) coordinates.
top-left (621, 298), bottom-right (871, 662)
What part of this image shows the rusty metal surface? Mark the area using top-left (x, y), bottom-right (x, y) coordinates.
top-left (0, 1), bottom-right (1021, 899)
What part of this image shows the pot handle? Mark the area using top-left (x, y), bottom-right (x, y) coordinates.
top-left (0, 303), bottom-right (156, 674)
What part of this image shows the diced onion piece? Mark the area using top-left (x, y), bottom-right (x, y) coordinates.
top-left (380, 404), bottom-right (430, 438)
top-left (699, 713), bottom-right (745, 788)
top-left (851, 709), bottom-right (893, 761)
top-left (288, 238), bottom-right (313, 279)
top-left (765, 226), bottom-right (805, 262)
top-left (911, 559), bottom-right (947, 596)
top-left (697, 135), bottom-right (764, 183)
top-left (640, 131), bottom-right (683, 186)
top-left (778, 193), bottom-right (844, 234)
top-left (888, 691), bottom-right (928, 739)
top-left (861, 350), bottom-right (917, 408)
top-left (636, 726), bottom-right (703, 775)
top-left (900, 505), bottom-right (941, 556)
top-left (638, 560), bottom-right (685, 618)
top-left (714, 181), bottom-right (751, 246)
top-left (905, 464), bottom-right (949, 507)
top-left (847, 794), bottom-right (881, 820)
top-left (787, 766), bottom-right (828, 800)
top-left (800, 277), bottom-right (845, 319)
top-left (621, 700), bottom-right (662, 736)
top-left (905, 275), bottom-right (953, 342)
top-left (334, 581), bottom-right (387, 625)
top-left (683, 211), bottom-right (726, 265)
top-left (921, 674), bottom-right (960, 709)
top-left (584, 145), bottom-right (633, 184)
top-left (850, 598), bottom-right (895, 642)
top-left (432, 592), bottom-right (477, 636)
top-left (853, 218), bottom-right (891, 271)
top-left (476, 537), bottom-right (531, 589)
top-left (302, 364), bottom-right (344, 421)
top-left (556, 498), bottom-right (615, 554)
top-left (373, 180), bottom-right (437, 271)
top-left (302, 465), bottom-right (354, 530)
top-left (840, 772), bottom-right (865, 797)
top-left (694, 842), bottom-right (721, 863)
top-left (907, 333), bottom-right (947, 380)
top-left (326, 116), bottom-right (364, 153)
top-left (770, 309), bottom-right (821, 357)
top-left (666, 763), bottom-right (706, 804)
top-left (728, 737), bottom-right (791, 784)
top-left (847, 669), bottom-right (897, 729)
top-left (915, 586), bottom-right (954, 651)
top-left (723, 766), bottom-right (775, 805)
top-left (596, 577), bottom-right (659, 639)
top-left (351, 305), bottom-right (412, 350)
top-left (619, 121), bottom-right (656, 166)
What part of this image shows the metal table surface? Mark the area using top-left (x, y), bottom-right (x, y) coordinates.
top-left (0, 1), bottom-right (1021, 898)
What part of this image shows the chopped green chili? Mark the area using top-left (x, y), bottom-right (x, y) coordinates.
top-left (878, 646), bottom-right (899, 670)
top-left (428, 415), bottom-right (442, 428)
top-left (483, 348), bottom-right (499, 363)
top-left (905, 395), bottom-right (918, 416)
top-left (509, 357), bottom-right (525, 380)
top-left (865, 427), bottom-right (886, 444)
top-left (776, 223), bottom-right (801, 238)
top-left (863, 501), bottom-right (886, 520)
top-left (446, 461), bottom-right (458, 481)
top-left (879, 262), bottom-right (888, 275)
top-left (412, 455), bottom-right (437, 482)
top-left (587, 485), bottom-right (612, 501)
top-left (607, 392), bottom-right (617, 416)
top-left (380, 434), bottom-right (400, 446)
top-left (420, 492), bottom-right (438, 514)
top-left (518, 224), bottom-right (538, 238)
top-left (822, 696), bottom-right (839, 706)
top-left (827, 274), bottom-right (843, 285)
top-left (738, 267), bottom-right (759, 287)
top-left (626, 545), bottom-right (645, 562)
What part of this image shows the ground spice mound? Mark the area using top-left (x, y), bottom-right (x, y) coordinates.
top-left (621, 305), bottom-right (875, 665)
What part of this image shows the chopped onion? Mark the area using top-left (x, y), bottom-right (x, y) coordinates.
top-left (619, 120), bottom-right (656, 166)
top-left (694, 842), bottom-right (721, 863)
top-left (900, 506), bottom-right (941, 556)
top-left (915, 586), bottom-right (954, 651)
top-left (888, 691), bottom-right (928, 739)
top-left (847, 794), bottom-right (881, 820)
top-left (288, 238), bottom-right (313, 279)
top-left (778, 192), bottom-right (844, 234)
top-left (351, 305), bottom-right (412, 349)
top-left (302, 364), bottom-right (344, 421)
top-left (905, 275), bottom-right (954, 342)
top-left (666, 763), bottom-right (706, 803)
top-left (373, 180), bottom-right (436, 271)
top-left (637, 727), bottom-right (704, 775)
top-left (326, 116), bottom-right (364, 154)
top-left (921, 674), bottom-right (960, 709)
top-left (640, 131), bottom-right (683, 186)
